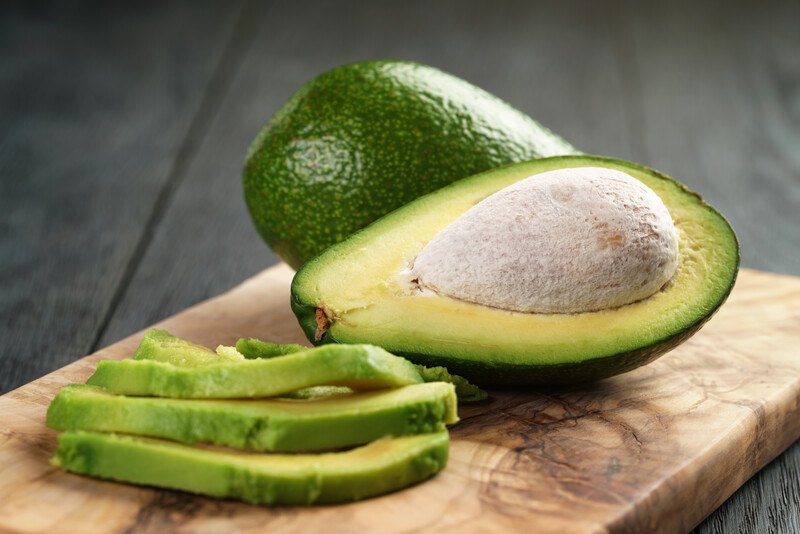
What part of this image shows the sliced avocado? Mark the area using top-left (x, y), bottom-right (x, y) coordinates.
top-left (244, 60), bottom-right (577, 268)
top-left (87, 344), bottom-right (423, 398)
top-left (280, 386), bottom-right (355, 400)
top-left (47, 382), bottom-right (457, 452)
top-left (235, 338), bottom-right (307, 358)
top-left (53, 430), bottom-right (449, 505)
top-left (291, 156), bottom-right (739, 385)
top-left (134, 329), bottom-right (244, 365)
top-left (234, 338), bottom-right (489, 402)
top-left (414, 365), bottom-right (488, 402)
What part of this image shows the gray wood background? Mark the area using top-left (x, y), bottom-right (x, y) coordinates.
top-left (1, 0), bottom-right (797, 531)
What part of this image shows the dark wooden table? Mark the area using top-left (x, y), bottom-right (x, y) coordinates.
top-left (1, 1), bottom-right (798, 531)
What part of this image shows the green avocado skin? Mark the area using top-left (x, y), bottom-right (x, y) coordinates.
top-left (244, 60), bottom-right (577, 268)
top-left (53, 431), bottom-right (449, 505)
top-left (87, 344), bottom-right (423, 398)
top-left (47, 383), bottom-right (457, 452)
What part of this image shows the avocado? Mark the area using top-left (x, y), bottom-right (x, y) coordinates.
top-left (87, 344), bottom-right (423, 398)
top-left (235, 338), bottom-right (306, 358)
top-left (291, 156), bottom-right (739, 385)
top-left (243, 60), bottom-right (577, 268)
top-left (132, 329), bottom-right (303, 365)
top-left (414, 365), bottom-right (488, 402)
top-left (47, 382), bottom-right (457, 452)
top-left (231, 338), bottom-right (488, 401)
top-left (280, 385), bottom-right (355, 399)
top-left (53, 430), bottom-right (449, 505)
top-left (135, 329), bottom-right (244, 365)
top-left (132, 329), bottom-right (487, 402)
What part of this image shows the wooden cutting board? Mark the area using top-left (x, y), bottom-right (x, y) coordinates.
top-left (1, 265), bottom-right (799, 533)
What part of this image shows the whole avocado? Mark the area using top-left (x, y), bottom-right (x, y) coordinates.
top-left (243, 60), bottom-right (577, 268)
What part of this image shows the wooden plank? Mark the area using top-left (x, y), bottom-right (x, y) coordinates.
top-left (0, 1), bottom-right (246, 393)
top-left (0, 266), bottom-right (798, 533)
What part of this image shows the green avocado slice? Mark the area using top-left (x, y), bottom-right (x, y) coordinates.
top-left (47, 383), bottom-right (457, 452)
top-left (134, 329), bottom-right (245, 365)
top-left (235, 338), bottom-right (307, 358)
top-left (52, 430), bottom-right (449, 505)
top-left (87, 344), bottom-right (423, 398)
top-left (291, 155), bottom-right (740, 386)
top-left (414, 365), bottom-right (488, 402)
top-left (128, 329), bottom-right (487, 402)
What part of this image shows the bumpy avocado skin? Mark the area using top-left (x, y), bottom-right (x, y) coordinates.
top-left (244, 60), bottom-right (577, 268)
top-left (290, 155), bottom-right (740, 387)
top-left (52, 431), bottom-right (450, 505)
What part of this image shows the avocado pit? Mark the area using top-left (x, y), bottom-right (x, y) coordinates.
top-left (410, 167), bottom-right (679, 314)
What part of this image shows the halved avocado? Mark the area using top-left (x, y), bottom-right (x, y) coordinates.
top-left (291, 156), bottom-right (739, 386)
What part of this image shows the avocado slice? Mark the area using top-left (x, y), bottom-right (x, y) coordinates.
top-left (414, 365), bottom-right (488, 402)
top-left (53, 430), bottom-right (449, 505)
top-left (87, 344), bottom-right (423, 398)
top-left (135, 329), bottom-right (245, 365)
top-left (130, 329), bottom-right (487, 402)
top-left (47, 382), bottom-right (457, 452)
top-left (243, 60), bottom-right (577, 268)
top-left (231, 338), bottom-right (488, 401)
top-left (291, 156), bottom-right (739, 386)
top-left (235, 338), bottom-right (306, 358)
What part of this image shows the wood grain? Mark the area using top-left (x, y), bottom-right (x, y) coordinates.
top-left (1, 265), bottom-right (798, 533)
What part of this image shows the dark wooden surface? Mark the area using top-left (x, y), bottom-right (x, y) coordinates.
top-left (0, 1), bottom-right (797, 532)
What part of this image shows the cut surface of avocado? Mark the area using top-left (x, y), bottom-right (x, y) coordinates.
top-left (414, 365), bottom-right (488, 402)
top-left (291, 156), bottom-right (739, 385)
top-left (53, 430), bottom-right (449, 505)
top-left (233, 337), bottom-right (488, 401)
top-left (87, 344), bottom-right (423, 398)
top-left (134, 329), bottom-right (244, 366)
top-left (235, 338), bottom-right (307, 359)
top-left (47, 383), bottom-right (457, 452)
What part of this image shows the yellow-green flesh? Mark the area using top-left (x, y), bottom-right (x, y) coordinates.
top-left (47, 382), bottom-right (457, 452)
top-left (293, 156), bottom-right (739, 379)
top-left (53, 431), bottom-right (449, 505)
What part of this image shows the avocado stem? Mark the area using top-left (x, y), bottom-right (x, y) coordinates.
top-left (314, 308), bottom-right (330, 341)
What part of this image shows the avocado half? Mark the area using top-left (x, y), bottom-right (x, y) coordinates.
top-left (291, 156), bottom-right (740, 386)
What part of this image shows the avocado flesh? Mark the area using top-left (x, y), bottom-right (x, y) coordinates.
top-left (131, 329), bottom-right (487, 402)
top-left (235, 338), bottom-right (306, 358)
top-left (47, 383), bottom-right (457, 452)
top-left (291, 156), bottom-right (740, 385)
top-left (136, 329), bottom-right (245, 365)
top-left (87, 344), bottom-right (423, 398)
top-left (244, 60), bottom-right (577, 268)
top-left (414, 365), bottom-right (488, 402)
top-left (53, 430), bottom-right (449, 505)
